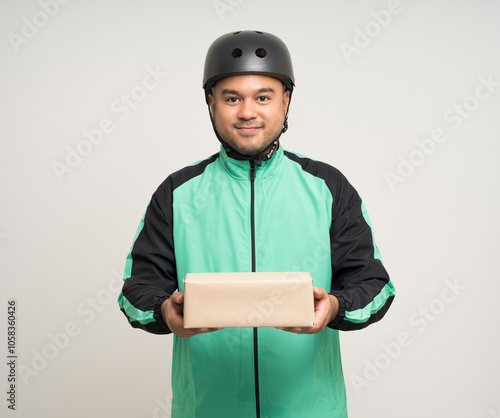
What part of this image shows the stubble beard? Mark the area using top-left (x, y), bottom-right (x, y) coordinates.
top-left (216, 120), bottom-right (284, 157)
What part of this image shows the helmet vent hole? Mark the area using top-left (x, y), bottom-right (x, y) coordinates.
top-left (255, 31), bottom-right (264, 34)
top-left (233, 31), bottom-right (241, 35)
top-left (232, 48), bottom-right (243, 58)
top-left (255, 48), bottom-right (267, 58)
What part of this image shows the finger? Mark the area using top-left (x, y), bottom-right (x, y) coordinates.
top-left (182, 327), bottom-right (223, 337)
top-left (176, 292), bottom-right (184, 304)
top-left (198, 327), bottom-right (224, 333)
top-left (277, 326), bottom-right (309, 334)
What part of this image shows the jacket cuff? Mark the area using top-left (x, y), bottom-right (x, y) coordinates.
top-left (153, 295), bottom-right (172, 333)
top-left (328, 291), bottom-right (346, 328)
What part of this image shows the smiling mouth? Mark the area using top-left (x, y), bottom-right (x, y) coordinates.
top-left (235, 125), bottom-right (262, 133)
top-left (236, 127), bottom-right (261, 137)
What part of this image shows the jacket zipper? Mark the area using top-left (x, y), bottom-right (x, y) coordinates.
top-left (250, 160), bottom-right (260, 418)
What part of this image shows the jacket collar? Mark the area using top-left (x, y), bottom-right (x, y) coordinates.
top-left (218, 144), bottom-right (284, 180)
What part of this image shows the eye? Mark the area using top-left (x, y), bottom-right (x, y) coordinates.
top-left (226, 97), bottom-right (239, 103)
top-left (257, 96), bottom-right (269, 102)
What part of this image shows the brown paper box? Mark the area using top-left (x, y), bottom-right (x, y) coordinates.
top-left (183, 272), bottom-right (315, 328)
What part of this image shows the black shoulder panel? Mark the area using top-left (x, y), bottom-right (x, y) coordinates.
top-left (169, 153), bottom-right (219, 191)
top-left (283, 150), bottom-right (361, 219)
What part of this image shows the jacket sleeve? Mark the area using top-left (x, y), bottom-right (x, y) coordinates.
top-left (118, 177), bottom-right (177, 334)
top-left (327, 172), bottom-right (395, 331)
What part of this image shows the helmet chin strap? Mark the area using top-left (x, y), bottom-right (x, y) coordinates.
top-left (208, 99), bottom-right (291, 166)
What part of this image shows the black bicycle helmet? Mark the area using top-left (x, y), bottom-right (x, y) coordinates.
top-left (203, 30), bottom-right (295, 103)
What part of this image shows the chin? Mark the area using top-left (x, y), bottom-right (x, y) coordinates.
top-left (237, 145), bottom-right (267, 156)
top-left (226, 141), bottom-right (261, 155)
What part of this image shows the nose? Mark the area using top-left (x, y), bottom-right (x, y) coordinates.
top-left (238, 98), bottom-right (257, 120)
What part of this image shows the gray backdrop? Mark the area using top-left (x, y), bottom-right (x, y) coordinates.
top-left (1, 0), bottom-right (499, 417)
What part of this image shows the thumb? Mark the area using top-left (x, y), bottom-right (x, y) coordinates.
top-left (171, 291), bottom-right (184, 305)
top-left (313, 287), bottom-right (327, 300)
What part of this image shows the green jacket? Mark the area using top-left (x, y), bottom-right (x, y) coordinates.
top-left (119, 145), bottom-right (395, 418)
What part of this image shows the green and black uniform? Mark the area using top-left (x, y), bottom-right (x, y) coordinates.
top-left (119, 145), bottom-right (395, 418)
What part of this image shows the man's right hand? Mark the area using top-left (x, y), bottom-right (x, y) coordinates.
top-left (161, 291), bottom-right (223, 338)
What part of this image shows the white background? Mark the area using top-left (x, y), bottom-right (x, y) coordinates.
top-left (1, 1), bottom-right (499, 417)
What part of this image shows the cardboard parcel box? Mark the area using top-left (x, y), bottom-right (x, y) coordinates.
top-left (183, 272), bottom-right (315, 328)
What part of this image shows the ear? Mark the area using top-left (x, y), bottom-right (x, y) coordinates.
top-left (282, 90), bottom-right (290, 115)
top-left (208, 93), bottom-right (215, 119)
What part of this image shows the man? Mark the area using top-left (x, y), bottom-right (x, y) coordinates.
top-left (118, 30), bottom-right (395, 418)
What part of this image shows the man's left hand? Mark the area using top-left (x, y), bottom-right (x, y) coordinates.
top-left (278, 287), bottom-right (339, 334)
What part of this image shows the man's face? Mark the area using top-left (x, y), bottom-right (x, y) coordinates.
top-left (209, 74), bottom-right (290, 157)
